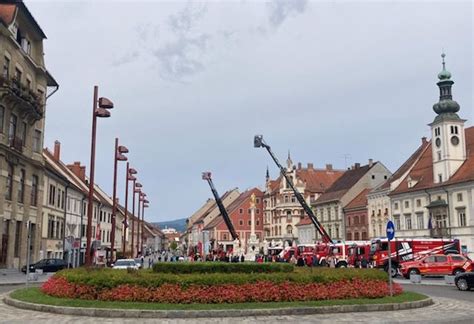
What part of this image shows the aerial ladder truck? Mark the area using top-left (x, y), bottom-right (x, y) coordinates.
top-left (202, 172), bottom-right (240, 257)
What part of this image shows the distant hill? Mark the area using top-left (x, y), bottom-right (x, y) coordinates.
top-left (153, 218), bottom-right (187, 233)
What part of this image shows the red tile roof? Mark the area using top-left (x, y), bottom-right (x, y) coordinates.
top-left (295, 216), bottom-right (313, 226)
top-left (314, 163), bottom-right (377, 204)
top-left (391, 126), bottom-right (474, 195)
top-left (344, 188), bottom-right (371, 210)
top-left (379, 139), bottom-right (430, 190)
top-left (296, 168), bottom-right (344, 193)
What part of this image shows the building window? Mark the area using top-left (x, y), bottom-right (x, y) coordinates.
top-left (19, 121), bottom-right (27, 146)
top-left (18, 169), bottom-right (25, 203)
top-left (327, 207), bottom-right (331, 221)
top-left (248, 209), bottom-right (251, 214)
top-left (286, 210), bottom-right (292, 221)
top-left (31, 175), bottom-right (38, 206)
top-left (256, 209), bottom-right (260, 214)
top-left (48, 216), bottom-right (54, 239)
top-left (14, 221), bottom-right (21, 257)
top-left (256, 219), bottom-right (260, 226)
top-left (438, 174), bottom-right (442, 183)
top-left (457, 193), bottom-right (463, 202)
top-left (286, 225), bottom-right (292, 235)
top-left (239, 220), bottom-right (243, 226)
top-left (5, 163), bottom-right (14, 200)
top-left (405, 215), bottom-right (412, 230)
top-left (394, 202), bottom-right (399, 210)
top-left (256, 198), bottom-right (260, 204)
top-left (437, 152), bottom-right (441, 161)
top-left (416, 213), bottom-right (424, 229)
top-left (416, 199), bottom-right (421, 207)
top-left (0, 106), bottom-right (4, 133)
top-left (2, 56), bottom-right (10, 78)
top-left (371, 175), bottom-right (375, 179)
top-left (21, 38), bottom-right (31, 54)
top-left (458, 209), bottom-right (466, 227)
top-left (33, 129), bottom-right (42, 152)
top-left (335, 226), bottom-right (339, 238)
top-left (14, 67), bottom-right (21, 83)
top-left (223, 233), bottom-right (228, 241)
top-left (9, 114), bottom-right (17, 141)
top-left (394, 215), bottom-right (401, 230)
top-left (404, 201), bottom-right (409, 208)
top-left (49, 185), bottom-right (55, 206)
top-left (239, 208), bottom-right (243, 214)
top-left (248, 220), bottom-right (251, 226)
top-left (284, 195), bottom-right (289, 203)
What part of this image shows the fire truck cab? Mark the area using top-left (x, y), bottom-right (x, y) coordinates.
top-left (369, 237), bottom-right (461, 277)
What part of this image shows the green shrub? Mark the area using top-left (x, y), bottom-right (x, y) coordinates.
top-left (56, 267), bottom-right (387, 289)
top-left (152, 262), bottom-right (294, 274)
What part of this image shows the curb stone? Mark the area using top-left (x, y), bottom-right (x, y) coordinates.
top-left (3, 293), bottom-right (434, 319)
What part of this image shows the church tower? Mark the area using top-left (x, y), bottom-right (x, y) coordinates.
top-left (430, 53), bottom-right (467, 184)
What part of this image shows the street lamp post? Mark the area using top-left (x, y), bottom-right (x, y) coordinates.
top-left (134, 183), bottom-right (142, 257)
top-left (142, 201), bottom-right (149, 253)
top-left (123, 166), bottom-right (137, 257)
top-left (111, 139), bottom-right (128, 263)
top-left (139, 192), bottom-right (147, 255)
top-left (85, 86), bottom-right (114, 266)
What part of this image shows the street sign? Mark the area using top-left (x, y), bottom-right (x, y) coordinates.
top-left (386, 220), bottom-right (395, 240)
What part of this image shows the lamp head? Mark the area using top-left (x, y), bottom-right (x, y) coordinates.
top-left (128, 175), bottom-right (136, 181)
top-left (129, 168), bottom-right (137, 175)
top-left (118, 145), bottom-right (129, 154)
top-left (95, 108), bottom-right (111, 118)
top-left (116, 153), bottom-right (127, 161)
top-left (98, 97), bottom-right (114, 109)
top-left (135, 182), bottom-right (143, 188)
top-left (143, 203), bottom-right (149, 208)
top-left (254, 135), bottom-right (264, 148)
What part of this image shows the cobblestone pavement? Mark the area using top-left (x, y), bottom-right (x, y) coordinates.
top-left (0, 294), bottom-right (473, 324)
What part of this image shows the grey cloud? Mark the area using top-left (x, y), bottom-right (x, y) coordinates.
top-left (167, 3), bottom-right (207, 34)
top-left (112, 50), bottom-right (140, 67)
top-left (153, 33), bottom-right (211, 82)
top-left (267, 0), bottom-right (308, 27)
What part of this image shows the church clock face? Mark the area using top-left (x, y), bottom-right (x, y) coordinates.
top-left (451, 136), bottom-right (459, 146)
top-left (435, 138), bottom-right (441, 148)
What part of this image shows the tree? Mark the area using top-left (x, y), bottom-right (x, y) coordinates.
top-left (170, 241), bottom-right (178, 251)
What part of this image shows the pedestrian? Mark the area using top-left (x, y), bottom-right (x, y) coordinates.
top-left (240, 254), bottom-right (245, 263)
top-left (148, 258), bottom-right (152, 269)
top-left (296, 256), bottom-right (305, 267)
top-left (140, 255), bottom-right (144, 267)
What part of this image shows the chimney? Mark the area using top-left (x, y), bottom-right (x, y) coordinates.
top-left (307, 163), bottom-right (314, 170)
top-left (298, 162), bottom-right (302, 170)
top-left (53, 140), bottom-right (61, 161)
top-left (421, 137), bottom-right (427, 145)
top-left (355, 163), bottom-right (361, 169)
top-left (325, 164), bottom-right (333, 171)
top-left (368, 159), bottom-right (373, 167)
top-left (67, 161), bottom-right (86, 181)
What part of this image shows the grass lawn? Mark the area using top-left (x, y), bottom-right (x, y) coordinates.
top-left (10, 288), bottom-right (428, 311)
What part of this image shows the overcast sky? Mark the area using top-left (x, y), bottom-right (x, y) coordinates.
top-left (27, 0), bottom-right (472, 223)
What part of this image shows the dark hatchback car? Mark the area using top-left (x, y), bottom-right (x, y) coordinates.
top-left (21, 258), bottom-right (70, 273)
top-left (455, 272), bottom-right (474, 291)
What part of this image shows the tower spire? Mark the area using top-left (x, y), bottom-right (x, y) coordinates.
top-left (286, 150), bottom-right (293, 169)
top-left (432, 52), bottom-right (460, 122)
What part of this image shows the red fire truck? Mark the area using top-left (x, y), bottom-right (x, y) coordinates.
top-left (295, 241), bottom-right (371, 267)
top-left (369, 237), bottom-right (461, 277)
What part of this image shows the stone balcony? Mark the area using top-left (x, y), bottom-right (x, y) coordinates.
top-left (0, 75), bottom-right (44, 122)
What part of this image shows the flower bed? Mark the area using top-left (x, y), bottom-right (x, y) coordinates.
top-left (152, 262), bottom-right (294, 274)
top-left (42, 276), bottom-right (402, 304)
top-left (41, 268), bottom-right (402, 304)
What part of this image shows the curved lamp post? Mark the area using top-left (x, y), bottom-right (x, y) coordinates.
top-left (141, 196), bottom-right (150, 254)
top-left (134, 183), bottom-right (143, 257)
top-left (123, 167), bottom-right (137, 257)
top-left (85, 86), bottom-right (113, 266)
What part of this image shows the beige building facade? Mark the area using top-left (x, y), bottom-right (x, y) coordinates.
top-left (0, 2), bottom-right (57, 269)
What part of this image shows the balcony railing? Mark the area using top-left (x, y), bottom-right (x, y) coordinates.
top-left (9, 136), bottom-right (23, 153)
top-left (0, 76), bottom-right (43, 121)
top-left (430, 227), bottom-right (450, 238)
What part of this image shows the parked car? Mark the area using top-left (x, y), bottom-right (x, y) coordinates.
top-left (400, 254), bottom-right (473, 279)
top-left (21, 258), bottom-right (70, 273)
top-left (134, 258), bottom-right (143, 269)
top-left (455, 272), bottom-right (474, 291)
top-left (112, 259), bottom-right (139, 270)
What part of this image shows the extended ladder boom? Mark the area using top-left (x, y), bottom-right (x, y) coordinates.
top-left (202, 172), bottom-right (239, 241)
top-left (254, 135), bottom-right (333, 244)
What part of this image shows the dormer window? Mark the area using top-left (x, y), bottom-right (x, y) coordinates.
top-left (21, 38), bottom-right (31, 55)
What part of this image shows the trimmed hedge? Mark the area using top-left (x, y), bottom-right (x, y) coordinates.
top-left (55, 268), bottom-right (387, 289)
top-left (152, 262), bottom-right (294, 274)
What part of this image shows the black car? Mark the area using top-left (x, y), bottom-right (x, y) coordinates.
top-left (21, 258), bottom-right (70, 273)
top-left (455, 272), bottom-right (474, 291)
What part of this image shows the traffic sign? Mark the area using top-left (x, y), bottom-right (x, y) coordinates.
top-left (386, 221), bottom-right (395, 240)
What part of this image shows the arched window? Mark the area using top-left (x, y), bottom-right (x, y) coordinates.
top-left (354, 232), bottom-right (360, 240)
top-left (286, 225), bottom-right (293, 235)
